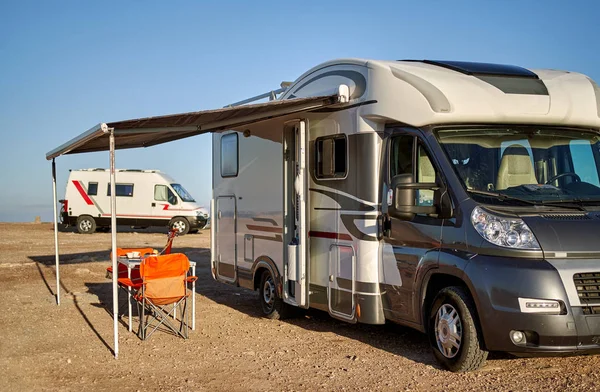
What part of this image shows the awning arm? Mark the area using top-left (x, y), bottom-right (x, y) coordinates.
top-left (52, 158), bottom-right (60, 305)
top-left (46, 123), bottom-right (109, 160)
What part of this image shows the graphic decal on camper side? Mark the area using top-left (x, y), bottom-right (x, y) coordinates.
top-left (72, 180), bottom-right (105, 214)
top-left (308, 231), bottom-right (352, 241)
top-left (246, 217), bottom-right (283, 243)
top-left (310, 188), bottom-right (379, 242)
top-left (72, 180), bottom-right (94, 206)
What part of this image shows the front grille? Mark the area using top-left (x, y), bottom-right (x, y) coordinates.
top-left (574, 272), bottom-right (600, 303)
top-left (542, 214), bottom-right (590, 221)
top-left (582, 306), bottom-right (600, 315)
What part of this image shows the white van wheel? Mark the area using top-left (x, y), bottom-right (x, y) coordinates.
top-left (169, 217), bottom-right (190, 235)
top-left (76, 216), bottom-right (96, 234)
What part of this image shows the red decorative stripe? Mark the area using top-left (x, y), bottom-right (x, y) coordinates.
top-left (162, 204), bottom-right (170, 210)
top-left (246, 224), bottom-right (283, 234)
top-left (72, 180), bottom-right (94, 205)
top-left (101, 214), bottom-right (171, 218)
top-left (308, 231), bottom-right (352, 241)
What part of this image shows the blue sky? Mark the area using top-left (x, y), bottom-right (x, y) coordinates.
top-left (1, 1), bottom-right (599, 222)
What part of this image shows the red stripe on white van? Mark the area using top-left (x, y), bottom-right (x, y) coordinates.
top-left (162, 204), bottom-right (170, 210)
top-left (73, 180), bottom-right (94, 205)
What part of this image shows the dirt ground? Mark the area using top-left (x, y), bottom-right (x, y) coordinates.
top-left (1, 222), bottom-right (600, 391)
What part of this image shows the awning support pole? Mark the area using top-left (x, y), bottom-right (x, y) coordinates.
top-left (52, 158), bottom-right (60, 305)
top-left (109, 128), bottom-right (119, 359)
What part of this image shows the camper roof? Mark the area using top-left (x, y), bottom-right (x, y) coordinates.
top-left (283, 58), bottom-right (600, 129)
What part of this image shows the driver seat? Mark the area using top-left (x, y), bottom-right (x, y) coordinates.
top-left (496, 144), bottom-right (537, 190)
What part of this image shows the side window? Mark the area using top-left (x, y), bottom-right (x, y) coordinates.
top-left (107, 184), bottom-right (134, 197)
top-left (570, 140), bottom-right (600, 186)
top-left (315, 135), bottom-right (347, 179)
top-left (389, 135), bottom-right (437, 207)
top-left (87, 182), bottom-right (98, 196)
top-left (417, 144), bottom-right (435, 206)
top-left (154, 185), bottom-right (167, 201)
top-left (221, 133), bottom-right (238, 177)
top-left (389, 135), bottom-right (413, 178)
top-left (154, 185), bottom-right (179, 205)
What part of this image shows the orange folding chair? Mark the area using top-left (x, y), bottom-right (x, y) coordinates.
top-left (119, 253), bottom-right (196, 340)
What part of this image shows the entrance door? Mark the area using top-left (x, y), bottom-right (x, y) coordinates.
top-left (328, 244), bottom-right (355, 319)
top-left (283, 120), bottom-right (309, 308)
top-left (216, 195), bottom-right (236, 282)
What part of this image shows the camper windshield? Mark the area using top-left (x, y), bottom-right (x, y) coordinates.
top-left (171, 184), bottom-right (195, 202)
top-left (436, 127), bottom-right (600, 205)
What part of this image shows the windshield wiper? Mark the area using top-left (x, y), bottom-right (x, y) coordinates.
top-left (467, 190), bottom-right (538, 205)
top-left (467, 189), bottom-right (585, 210)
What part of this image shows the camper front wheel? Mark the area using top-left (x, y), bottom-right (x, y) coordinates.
top-left (428, 286), bottom-right (488, 372)
top-left (169, 217), bottom-right (190, 235)
top-left (76, 215), bottom-right (96, 234)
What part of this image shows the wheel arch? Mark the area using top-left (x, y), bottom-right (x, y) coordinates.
top-left (252, 256), bottom-right (282, 296)
top-left (420, 270), bottom-right (487, 350)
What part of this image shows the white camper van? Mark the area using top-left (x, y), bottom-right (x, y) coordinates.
top-left (211, 59), bottom-right (600, 371)
top-left (62, 169), bottom-right (209, 234)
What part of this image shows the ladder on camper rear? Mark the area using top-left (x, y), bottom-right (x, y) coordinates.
top-left (225, 82), bottom-right (293, 107)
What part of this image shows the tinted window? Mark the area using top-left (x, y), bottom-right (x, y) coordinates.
top-left (221, 133), bottom-right (238, 177)
top-left (107, 184), bottom-right (134, 197)
top-left (88, 182), bottom-right (98, 196)
top-left (316, 135), bottom-right (347, 179)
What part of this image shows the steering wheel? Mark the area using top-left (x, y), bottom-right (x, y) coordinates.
top-left (545, 172), bottom-right (581, 184)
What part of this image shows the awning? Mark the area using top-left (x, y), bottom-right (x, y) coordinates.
top-left (44, 85), bottom-right (350, 359)
top-left (46, 94), bottom-right (342, 160)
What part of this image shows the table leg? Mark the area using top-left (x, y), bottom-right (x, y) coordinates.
top-left (192, 264), bottom-right (196, 331)
top-left (128, 265), bottom-right (132, 332)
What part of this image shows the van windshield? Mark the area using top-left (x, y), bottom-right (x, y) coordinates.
top-left (436, 127), bottom-right (600, 205)
top-left (171, 184), bottom-right (195, 202)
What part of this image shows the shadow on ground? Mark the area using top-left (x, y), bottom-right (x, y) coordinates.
top-left (29, 245), bottom-right (509, 367)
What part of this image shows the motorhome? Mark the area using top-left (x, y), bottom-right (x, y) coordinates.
top-left (62, 169), bottom-right (209, 234)
top-left (211, 59), bottom-right (600, 371)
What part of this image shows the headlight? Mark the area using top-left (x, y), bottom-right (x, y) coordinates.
top-left (471, 206), bottom-right (540, 250)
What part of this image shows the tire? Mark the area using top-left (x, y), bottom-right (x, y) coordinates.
top-left (428, 286), bottom-right (488, 372)
top-left (76, 215), bottom-right (96, 234)
top-left (258, 270), bottom-right (293, 320)
top-left (169, 217), bottom-right (190, 235)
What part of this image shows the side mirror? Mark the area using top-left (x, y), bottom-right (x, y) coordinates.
top-left (388, 174), bottom-right (452, 220)
top-left (389, 174), bottom-right (418, 220)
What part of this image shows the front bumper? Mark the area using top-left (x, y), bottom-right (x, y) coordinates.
top-left (464, 255), bottom-right (600, 355)
top-left (189, 215), bottom-right (209, 229)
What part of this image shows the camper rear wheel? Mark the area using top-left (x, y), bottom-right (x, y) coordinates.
top-left (428, 286), bottom-right (488, 372)
top-left (259, 270), bottom-right (292, 320)
top-left (169, 217), bottom-right (190, 235)
top-left (76, 215), bottom-right (96, 234)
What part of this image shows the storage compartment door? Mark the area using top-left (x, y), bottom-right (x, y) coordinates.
top-left (216, 195), bottom-right (236, 282)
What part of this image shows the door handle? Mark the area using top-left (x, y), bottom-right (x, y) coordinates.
top-left (151, 202), bottom-right (156, 207)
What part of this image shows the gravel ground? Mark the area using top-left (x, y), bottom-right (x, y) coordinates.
top-left (1, 222), bottom-right (600, 391)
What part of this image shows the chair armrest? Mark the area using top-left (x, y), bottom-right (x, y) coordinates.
top-left (117, 278), bottom-right (143, 289)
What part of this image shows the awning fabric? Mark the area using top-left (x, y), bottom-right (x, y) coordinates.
top-left (46, 94), bottom-right (340, 160)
